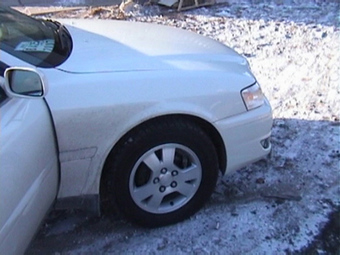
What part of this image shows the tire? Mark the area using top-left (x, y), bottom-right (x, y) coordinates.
top-left (102, 118), bottom-right (219, 227)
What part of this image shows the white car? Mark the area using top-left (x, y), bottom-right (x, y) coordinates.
top-left (0, 4), bottom-right (272, 254)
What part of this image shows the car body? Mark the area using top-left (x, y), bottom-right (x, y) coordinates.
top-left (0, 5), bottom-right (272, 254)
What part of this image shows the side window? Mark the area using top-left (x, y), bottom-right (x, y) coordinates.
top-left (0, 86), bottom-right (7, 104)
top-left (0, 62), bottom-right (9, 104)
top-left (0, 62), bottom-right (8, 76)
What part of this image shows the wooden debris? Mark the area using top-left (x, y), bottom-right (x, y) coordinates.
top-left (154, 0), bottom-right (215, 11)
top-left (14, 7), bottom-right (82, 15)
top-left (261, 193), bottom-right (302, 201)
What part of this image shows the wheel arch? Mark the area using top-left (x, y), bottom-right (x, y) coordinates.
top-left (99, 114), bottom-right (227, 208)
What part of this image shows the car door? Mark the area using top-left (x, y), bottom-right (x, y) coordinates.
top-left (0, 68), bottom-right (59, 255)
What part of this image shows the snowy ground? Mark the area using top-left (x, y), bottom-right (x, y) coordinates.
top-left (26, 1), bottom-right (339, 254)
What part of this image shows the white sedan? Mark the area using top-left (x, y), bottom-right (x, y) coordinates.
top-left (0, 4), bottom-right (272, 254)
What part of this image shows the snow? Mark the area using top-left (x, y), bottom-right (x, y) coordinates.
top-left (26, 1), bottom-right (339, 254)
top-left (56, 0), bottom-right (86, 6)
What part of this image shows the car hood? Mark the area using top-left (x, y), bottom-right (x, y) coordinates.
top-left (57, 19), bottom-right (250, 74)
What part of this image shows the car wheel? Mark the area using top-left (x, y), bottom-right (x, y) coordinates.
top-left (103, 118), bottom-right (219, 227)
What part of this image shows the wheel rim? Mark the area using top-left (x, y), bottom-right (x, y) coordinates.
top-left (129, 143), bottom-right (202, 214)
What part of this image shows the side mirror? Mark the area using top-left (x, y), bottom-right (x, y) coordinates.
top-left (4, 67), bottom-right (47, 98)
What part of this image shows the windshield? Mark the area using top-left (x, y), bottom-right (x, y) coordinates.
top-left (0, 5), bottom-right (72, 68)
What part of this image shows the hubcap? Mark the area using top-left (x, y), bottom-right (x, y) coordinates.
top-left (129, 144), bottom-right (202, 214)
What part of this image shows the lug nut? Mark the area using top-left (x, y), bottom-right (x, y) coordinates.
top-left (171, 170), bottom-right (178, 176)
top-left (153, 177), bottom-right (160, 184)
top-left (161, 168), bottom-right (167, 174)
top-left (170, 181), bottom-right (177, 188)
top-left (159, 186), bottom-right (166, 192)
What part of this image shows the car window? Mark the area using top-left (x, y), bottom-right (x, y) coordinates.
top-left (0, 62), bottom-right (9, 104)
top-left (0, 86), bottom-right (7, 105)
top-left (0, 5), bottom-right (72, 68)
top-left (0, 62), bottom-right (9, 76)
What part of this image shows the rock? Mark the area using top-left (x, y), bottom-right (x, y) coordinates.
top-left (256, 178), bottom-right (265, 184)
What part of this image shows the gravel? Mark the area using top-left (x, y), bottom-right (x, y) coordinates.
top-left (26, 1), bottom-right (340, 254)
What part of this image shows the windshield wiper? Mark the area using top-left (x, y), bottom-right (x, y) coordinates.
top-left (43, 19), bottom-right (72, 52)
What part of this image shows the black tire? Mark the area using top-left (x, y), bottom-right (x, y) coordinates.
top-left (102, 118), bottom-right (219, 227)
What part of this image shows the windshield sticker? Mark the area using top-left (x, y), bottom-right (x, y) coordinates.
top-left (15, 39), bottom-right (54, 53)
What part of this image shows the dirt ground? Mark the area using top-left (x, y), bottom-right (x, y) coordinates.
top-left (25, 1), bottom-right (339, 254)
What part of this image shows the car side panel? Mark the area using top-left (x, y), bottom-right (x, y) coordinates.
top-left (0, 98), bottom-right (59, 255)
top-left (42, 69), bottom-right (248, 199)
